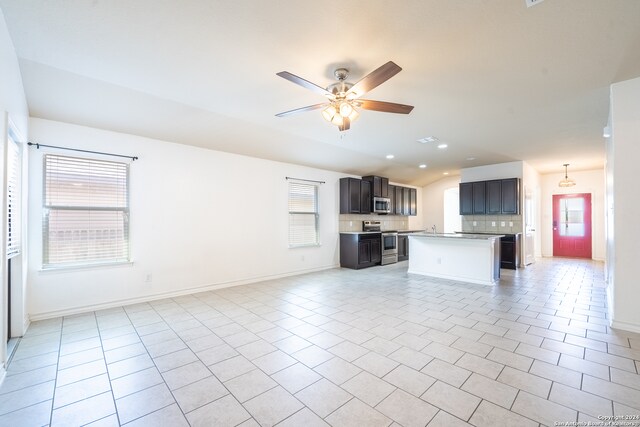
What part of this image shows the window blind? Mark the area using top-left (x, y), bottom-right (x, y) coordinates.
top-left (43, 154), bottom-right (130, 267)
top-left (288, 181), bottom-right (319, 247)
top-left (7, 135), bottom-right (21, 258)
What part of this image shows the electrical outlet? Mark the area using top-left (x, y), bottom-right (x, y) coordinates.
top-left (144, 273), bottom-right (152, 283)
top-left (509, 221), bottom-right (513, 227)
top-left (492, 221), bottom-right (496, 227)
top-left (473, 221), bottom-right (477, 226)
top-left (301, 255), bottom-right (305, 261)
top-left (501, 221), bottom-right (506, 227)
top-left (349, 221), bottom-right (353, 227)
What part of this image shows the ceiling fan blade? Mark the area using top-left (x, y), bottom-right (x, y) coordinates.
top-left (276, 71), bottom-right (333, 97)
top-left (357, 99), bottom-right (414, 114)
top-left (275, 103), bottom-right (328, 117)
top-left (338, 117), bottom-right (351, 132)
top-left (347, 61), bottom-right (402, 98)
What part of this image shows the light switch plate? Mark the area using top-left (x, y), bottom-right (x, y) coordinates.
top-left (473, 221), bottom-right (477, 226)
top-left (501, 221), bottom-right (506, 227)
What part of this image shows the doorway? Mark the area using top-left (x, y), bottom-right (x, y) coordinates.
top-left (443, 187), bottom-right (461, 233)
top-left (552, 193), bottom-right (592, 258)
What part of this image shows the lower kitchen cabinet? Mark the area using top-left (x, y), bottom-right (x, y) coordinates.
top-left (340, 233), bottom-right (382, 269)
top-left (397, 234), bottom-right (409, 261)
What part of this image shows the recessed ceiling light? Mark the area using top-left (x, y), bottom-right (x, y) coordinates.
top-left (386, 154), bottom-right (394, 159)
top-left (417, 136), bottom-right (439, 144)
top-left (466, 157), bottom-right (476, 161)
top-left (437, 143), bottom-right (448, 149)
top-left (443, 172), bottom-right (449, 175)
top-left (419, 164), bottom-right (427, 169)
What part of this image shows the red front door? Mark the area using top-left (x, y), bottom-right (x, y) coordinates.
top-left (552, 193), bottom-right (592, 258)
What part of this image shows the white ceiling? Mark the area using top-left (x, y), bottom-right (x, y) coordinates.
top-left (2, 0), bottom-right (639, 186)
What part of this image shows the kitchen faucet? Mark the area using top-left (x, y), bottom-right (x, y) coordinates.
top-left (431, 225), bottom-right (437, 234)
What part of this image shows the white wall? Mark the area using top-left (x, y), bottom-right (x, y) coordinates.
top-left (421, 176), bottom-right (461, 233)
top-left (608, 76), bottom-right (640, 333)
top-left (27, 118), bottom-right (347, 319)
top-left (460, 161), bottom-right (523, 182)
top-left (0, 8), bottom-right (29, 377)
top-left (540, 169), bottom-right (605, 261)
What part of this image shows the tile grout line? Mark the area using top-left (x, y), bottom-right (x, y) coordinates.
top-left (48, 319), bottom-right (64, 426)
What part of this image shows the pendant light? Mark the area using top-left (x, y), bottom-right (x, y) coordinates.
top-left (558, 163), bottom-right (576, 188)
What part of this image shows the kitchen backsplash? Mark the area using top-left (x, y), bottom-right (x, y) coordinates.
top-left (461, 215), bottom-right (523, 234)
top-left (339, 214), bottom-right (417, 232)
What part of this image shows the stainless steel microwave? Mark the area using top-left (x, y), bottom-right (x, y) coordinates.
top-left (373, 197), bottom-right (391, 214)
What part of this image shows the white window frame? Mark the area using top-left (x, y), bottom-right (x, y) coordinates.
top-left (42, 154), bottom-right (130, 269)
top-left (288, 180), bottom-right (320, 248)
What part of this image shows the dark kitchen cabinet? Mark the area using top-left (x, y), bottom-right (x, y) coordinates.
top-left (395, 186), bottom-right (404, 215)
top-left (388, 185), bottom-right (396, 214)
top-left (362, 175), bottom-right (389, 198)
top-left (360, 180), bottom-right (371, 214)
top-left (459, 183), bottom-right (473, 215)
top-left (409, 188), bottom-right (417, 216)
top-left (340, 178), bottom-right (371, 214)
top-left (486, 180), bottom-right (502, 215)
top-left (460, 178), bottom-right (520, 216)
top-left (403, 187), bottom-right (411, 216)
top-left (501, 178), bottom-right (519, 214)
top-left (472, 181), bottom-right (486, 214)
top-left (340, 233), bottom-right (382, 269)
top-left (397, 234), bottom-right (409, 261)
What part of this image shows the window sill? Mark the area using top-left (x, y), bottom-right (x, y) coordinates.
top-left (39, 261), bottom-right (134, 273)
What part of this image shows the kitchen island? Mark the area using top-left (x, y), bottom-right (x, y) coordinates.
top-left (408, 233), bottom-right (503, 285)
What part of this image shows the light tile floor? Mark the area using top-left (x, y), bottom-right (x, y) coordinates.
top-left (2, 258), bottom-right (640, 427)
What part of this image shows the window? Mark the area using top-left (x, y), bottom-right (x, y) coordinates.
top-left (288, 180), bottom-right (319, 247)
top-left (7, 133), bottom-right (21, 258)
top-left (43, 154), bottom-right (130, 267)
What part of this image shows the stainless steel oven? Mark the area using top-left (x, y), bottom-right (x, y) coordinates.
top-left (381, 232), bottom-right (398, 265)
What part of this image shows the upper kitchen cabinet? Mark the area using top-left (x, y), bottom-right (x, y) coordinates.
top-left (409, 188), bottom-right (417, 216)
top-left (388, 184), bottom-right (396, 214)
top-left (486, 180), bottom-right (502, 215)
top-left (362, 176), bottom-right (389, 198)
top-left (472, 181), bottom-right (486, 214)
top-left (460, 178), bottom-right (520, 215)
top-left (460, 182), bottom-right (473, 215)
top-left (361, 180), bottom-right (371, 214)
top-left (403, 187), bottom-right (411, 216)
top-left (340, 177), bottom-right (416, 216)
top-left (501, 178), bottom-right (519, 214)
top-left (340, 177), bottom-right (371, 214)
top-left (395, 185), bottom-right (404, 215)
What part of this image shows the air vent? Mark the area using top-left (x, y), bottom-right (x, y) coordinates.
top-left (417, 136), bottom-right (439, 144)
top-left (525, 0), bottom-right (544, 7)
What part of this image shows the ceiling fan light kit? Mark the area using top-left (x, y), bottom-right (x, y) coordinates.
top-left (558, 163), bottom-right (576, 187)
top-left (276, 61), bottom-right (414, 131)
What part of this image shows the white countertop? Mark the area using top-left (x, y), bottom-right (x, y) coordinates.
top-left (409, 232), bottom-right (504, 240)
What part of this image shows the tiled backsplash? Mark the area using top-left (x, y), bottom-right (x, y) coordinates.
top-left (461, 215), bottom-right (523, 234)
top-left (339, 214), bottom-right (416, 232)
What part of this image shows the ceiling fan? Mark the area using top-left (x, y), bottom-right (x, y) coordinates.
top-left (275, 61), bottom-right (414, 131)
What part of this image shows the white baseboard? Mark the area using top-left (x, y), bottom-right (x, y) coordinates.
top-left (610, 319), bottom-right (640, 334)
top-left (23, 317), bottom-right (30, 336)
top-left (29, 264), bottom-right (339, 322)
